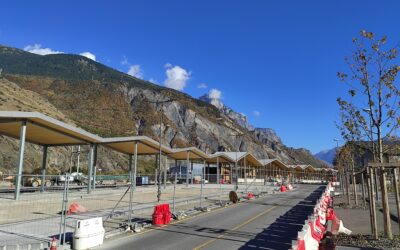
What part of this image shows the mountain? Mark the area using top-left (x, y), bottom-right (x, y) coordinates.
top-left (314, 148), bottom-right (337, 166)
top-left (0, 44), bottom-right (327, 173)
top-left (199, 92), bottom-right (327, 167)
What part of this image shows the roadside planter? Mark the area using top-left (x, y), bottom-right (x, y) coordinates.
top-left (73, 217), bottom-right (105, 250)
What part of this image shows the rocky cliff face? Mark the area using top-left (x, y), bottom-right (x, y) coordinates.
top-left (0, 44), bottom-right (327, 173)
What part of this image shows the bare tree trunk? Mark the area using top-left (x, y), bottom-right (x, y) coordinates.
top-left (352, 158), bottom-right (358, 205)
top-left (345, 170), bottom-right (351, 205)
top-left (361, 172), bottom-right (366, 208)
top-left (377, 127), bottom-right (392, 239)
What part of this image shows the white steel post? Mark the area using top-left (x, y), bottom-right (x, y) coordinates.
top-left (15, 121), bottom-right (27, 200)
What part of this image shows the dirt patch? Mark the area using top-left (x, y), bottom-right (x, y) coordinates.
top-left (336, 234), bottom-right (400, 250)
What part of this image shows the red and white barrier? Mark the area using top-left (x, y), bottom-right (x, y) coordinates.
top-left (292, 182), bottom-right (351, 250)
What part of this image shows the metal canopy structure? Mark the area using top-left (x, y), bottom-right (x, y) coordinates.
top-left (168, 147), bottom-right (209, 160)
top-left (207, 152), bottom-right (235, 163)
top-left (0, 111), bottom-right (332, 199)
top-left (101, 136), bottom-right (173, 155)
top-left (0, 111), bottom-right (102, 145)
top-left (221, 152), bottom-right (263, 167)
top-left (260, 158), bottom-right (288, 170)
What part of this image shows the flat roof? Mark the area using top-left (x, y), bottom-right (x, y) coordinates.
top-left (168, 147), bottom-right (209, 160)
top-left (207, 152), bottom-right (236, 163)
top-left (216, 152), bottom-right (263, 166)
top-left (0, 111), bottom-right (102, 146)
top-left (260, 158), bottom-right (288, 169)
top-left (101, 136), bottom-right (174, 155)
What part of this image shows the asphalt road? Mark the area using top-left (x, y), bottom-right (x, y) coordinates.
top-left (97, 184), bottom-right (325, 250)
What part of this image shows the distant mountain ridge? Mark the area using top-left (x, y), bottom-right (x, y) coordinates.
top-left (314, 148), bottom-right (337, 166)
top-left (0, 44), bottom-right (327, 173)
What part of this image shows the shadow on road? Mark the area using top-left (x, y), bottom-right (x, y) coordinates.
top-left (239, 185), bottom-right (326, 250)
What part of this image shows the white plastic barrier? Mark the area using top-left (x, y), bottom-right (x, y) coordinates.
top-left (237, 178), bottom-right (265, 183)
top-left (73, 217), bottom-right (105, 250)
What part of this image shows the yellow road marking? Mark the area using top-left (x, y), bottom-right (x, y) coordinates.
top-left (192, 205), bottom-right (278, 250)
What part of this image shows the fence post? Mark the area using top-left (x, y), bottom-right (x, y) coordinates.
top-left (173, 173), bottom-right (177, 214)
top-left (345, 171), bottom-right (350, 205)
top-left (361, 172), bottom-right (366, 208)
top-left (200, 160), bottom-right (205, 208)
top-left (128, 154), bottom-right (133, 226)
top-left (380, 166), bottom-right (393, 239)
top-left (393, 167), bottom-right (400, 233)
top-left (164, 155), bottom-right (168, 189)
top-left (367, 166), bottom-right (378, 239)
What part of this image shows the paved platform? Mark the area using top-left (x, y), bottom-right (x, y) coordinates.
top-left (0, 183), bottom-right (276, 249)
top-left (95, 185), bottom-right (324, 250)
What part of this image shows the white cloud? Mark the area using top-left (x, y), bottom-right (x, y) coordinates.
top-left (24, 44), bottom-right (63, 55)
top-left (253, 110), bottom-right (261, 117)
top-left (164, 64), bottom-right (191, 91)
top-left (208, 88), bottom-right (223, 108)
top-left (127, 64), bottom-right (144, 79)
top-left (208, 88), bottom-right (222, 99)
top-left (79, 52), bottom-right (96, 61)
top-left (197, 83), bottom-right (207, 89)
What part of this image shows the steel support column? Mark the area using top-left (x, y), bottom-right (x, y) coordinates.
top-left (87, 144), bottom-right (94, 194)
top-left (186, 151), bottom-right (190, 187)
top-left (40, 145), bottom-right (48, 192)
top-left (93, 144), bottom-right (98, 190)
top-left (164, 155), bottom-right (167, 189)
top-left (15, 121), bottom-right (27, 200)
top-left (216, 156), bottom-right (220, 184)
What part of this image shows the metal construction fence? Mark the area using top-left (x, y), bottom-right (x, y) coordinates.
top-left (0, 173), bottom-right (283, 249)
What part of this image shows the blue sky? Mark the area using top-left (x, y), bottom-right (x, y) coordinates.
top-left (0, 1), bottom-right (399, 153)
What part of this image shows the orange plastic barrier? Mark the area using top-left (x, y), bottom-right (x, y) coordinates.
top-left (67, 202), bottom-right (88, 215)
top-left (152, 203), bottom-right (171, 226)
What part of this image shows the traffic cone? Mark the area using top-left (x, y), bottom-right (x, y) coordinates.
top-left (50, 237), bottom-right (57, 250)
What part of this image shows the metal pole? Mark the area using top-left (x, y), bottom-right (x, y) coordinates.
top-left (63, 173), bottom-right (70, 244)
top-left (244, 157), bottom-right (247, 186)
top-left (93, 145), bottom-right (97, 190)
top-left (128, 154), bottom-right (133, 226)
top-left (158, 107), bottom-right (163, 198)
top-left (164, 155), bottom-right (167, 189)
top-left (87, 144), bottom-right (94, 194)
top-left (59, 173), bottom-right (67, 245)
top-left (173, 173), bottom-right (177, 214)
top-left (235, 152), bottom-right (238, 191)
top-left (15, 121), bottom-right (27, 200)
top-left (200, 160), bottom-right (205, 208)
top-left (186, 151), bottom-right (190, 187)
top-left (40, 145), bottom-right (48, 193)
top-left (393, 167), bottom-right (400, 233)
top-left (216, 157), bottom-right (220, 185)
top-left (76, 146), bottom-right (81, 174)
top-left (133, 142), bottom-right (138, 191)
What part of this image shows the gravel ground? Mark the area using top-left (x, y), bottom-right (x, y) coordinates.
top-left (335, 234), bottom-right (400, 250)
